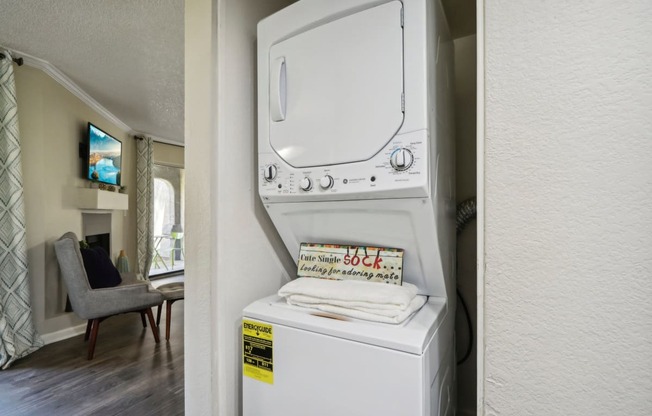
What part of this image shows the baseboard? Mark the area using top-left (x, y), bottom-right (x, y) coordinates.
top-left (40, 323), bottom-right (87, 345)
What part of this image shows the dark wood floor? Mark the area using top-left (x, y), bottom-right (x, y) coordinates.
top-left (0, 303), bottom-right (184, 416)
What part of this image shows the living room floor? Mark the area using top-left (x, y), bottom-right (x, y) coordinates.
top-left (0, 293), bottom-right (184, 416)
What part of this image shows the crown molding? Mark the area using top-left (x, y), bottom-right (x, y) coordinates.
top-left (4, 46), bottom-right (132, 133)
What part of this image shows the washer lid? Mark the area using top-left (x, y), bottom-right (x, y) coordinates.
top-left (268, 1), bottom-right (404, 168)
top-left (243, 294), bottom-right (447, 355)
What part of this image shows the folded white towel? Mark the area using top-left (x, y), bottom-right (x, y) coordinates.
top-left (278, 278), bottom-right (425, 324)
top-left (287, 295), bottom-right (427, 325)
top-left (279, 277), bottom-right (418, 309)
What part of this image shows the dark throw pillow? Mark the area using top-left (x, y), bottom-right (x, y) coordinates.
top-left (80, 247), bottom-right (123, 289)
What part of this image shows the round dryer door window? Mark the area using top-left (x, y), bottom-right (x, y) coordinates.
top-left (268, 1), bottom-right (405, 168)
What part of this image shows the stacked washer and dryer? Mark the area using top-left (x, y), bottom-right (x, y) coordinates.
top-left (243, 0), bottom-right (455, 414)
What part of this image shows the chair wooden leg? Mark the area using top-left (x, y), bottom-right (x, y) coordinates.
top-left (84, 320), bottom-right (92, 341)
top-left (144, 308), bottom-right (160, 343)
top-left (156, 303), bottom-right (163, 326)
top-left (166, 300), bottom-right (174, 341)
top-left (87, 319), bottom-right (101, 360)
top-left (140, 311), bottom-right (147, 328)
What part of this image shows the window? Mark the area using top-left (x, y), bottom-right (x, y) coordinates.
top-left (150, 164), bottom-right (185, 276)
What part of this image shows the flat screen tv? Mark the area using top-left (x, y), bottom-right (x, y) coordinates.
top-left (86, 123), bottom-right (122, 186)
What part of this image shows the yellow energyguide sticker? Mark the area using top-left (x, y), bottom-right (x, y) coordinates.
top-left (242, 320), bottom-right (274, 384)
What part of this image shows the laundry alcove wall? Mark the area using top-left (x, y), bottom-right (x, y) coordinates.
top-left (185, 1), bottom-right (298, 415)
top-left (453, 33), bottom-right (478, 416)
top-left (185, 0), bottom-right (480, 415)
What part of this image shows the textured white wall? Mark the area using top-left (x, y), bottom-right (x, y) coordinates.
top-left (185, 0), bottom-right (217, 413)
top-left (484, 1), bottom-right (652, 415)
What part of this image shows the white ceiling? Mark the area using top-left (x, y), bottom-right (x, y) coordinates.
top-left (0, 0), bottom-right (473, 145)
top-left (0, 0), bottom-right (184, 143)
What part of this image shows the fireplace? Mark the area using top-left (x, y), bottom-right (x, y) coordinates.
top-left (82, 212), bottom-right (112, 254)
top-left (67, 213), bottom-right (114, 312)
top-left (85, 233), bottom-right (111, 254)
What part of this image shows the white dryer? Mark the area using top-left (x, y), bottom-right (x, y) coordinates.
top-left (244, 0), bottom-right (455, 414)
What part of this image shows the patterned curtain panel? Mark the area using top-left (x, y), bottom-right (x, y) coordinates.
top-left (0, 52), bottom-right (43, 369)
top-left (136, 137), bottom-right (154, 280)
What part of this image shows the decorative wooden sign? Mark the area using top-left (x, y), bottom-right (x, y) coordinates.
top-left (297, 243), bottom-right (404, 285)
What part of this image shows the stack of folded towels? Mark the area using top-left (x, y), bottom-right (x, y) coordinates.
top-left (278, 277), bottom-right (426, 324)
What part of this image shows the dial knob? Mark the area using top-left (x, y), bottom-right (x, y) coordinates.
top-left (263, 164), bottom-right (277, 182)
top-left (390, 148), bottom-right (414, 171)
top-left (299, 177), bottom-right (312, 191)
top-left (319, 175), bottom-right (334, 190)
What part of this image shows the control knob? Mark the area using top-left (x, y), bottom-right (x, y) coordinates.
top-left (263, 164), bottom-right (277, 182)
top-left (390, 148), bottom-right (414, 171)
top-left (299, 177), bottom-right (313, 191)
top-left (319, 175), bottom-right (334, 190)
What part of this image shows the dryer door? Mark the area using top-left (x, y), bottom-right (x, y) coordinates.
top-left (268, 1), bottom-right (404, 168)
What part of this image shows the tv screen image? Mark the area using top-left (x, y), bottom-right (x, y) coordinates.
top-left (87, 123), bottom-right (122, 186)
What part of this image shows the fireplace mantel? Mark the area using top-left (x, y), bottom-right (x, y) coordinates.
top-left (77, 188), bottom-right (128, 211)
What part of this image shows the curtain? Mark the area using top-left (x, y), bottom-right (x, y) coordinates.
top-left (0, 52), bottom-right (43, 369)
top-left (136, 136), bottom-right (154, 280)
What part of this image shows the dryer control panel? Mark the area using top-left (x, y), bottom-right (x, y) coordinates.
top-left (259, 130), bottom-right (431, 203)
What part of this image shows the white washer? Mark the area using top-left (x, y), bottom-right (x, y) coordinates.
top-left (244, 0), bottom-right (455, 414)
top-left (244, 295), bottom-right (455, 416)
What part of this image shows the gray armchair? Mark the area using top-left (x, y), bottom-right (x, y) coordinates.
top-left (54, 232), bottom-right (164, 359)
